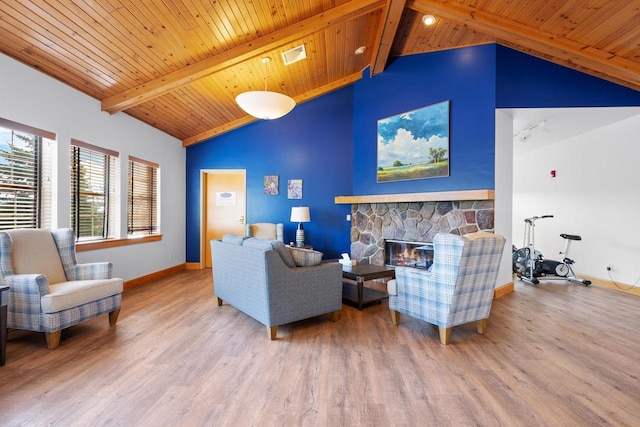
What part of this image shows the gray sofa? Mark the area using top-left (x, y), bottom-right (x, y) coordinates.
top-left (210, 235), bottom-right (343, 339)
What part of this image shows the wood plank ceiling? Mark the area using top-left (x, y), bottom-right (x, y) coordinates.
top-left (1, 0), bottom-right (639, 146)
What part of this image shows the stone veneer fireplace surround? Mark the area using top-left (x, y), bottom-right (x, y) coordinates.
top-left (335, 190), bottom-right (495, 266)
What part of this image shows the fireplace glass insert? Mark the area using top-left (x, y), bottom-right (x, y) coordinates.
top-left (385, 240), bottom-right (434, 270)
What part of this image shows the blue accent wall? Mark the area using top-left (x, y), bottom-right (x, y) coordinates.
top-left (352, 44), bottom-right (498, 195)
top-left (185, 87), bottom-right (354, 261)
top-left (186, 44), bottom-right (640, 263)
top-left (496, 45), bottom-right (640, 107)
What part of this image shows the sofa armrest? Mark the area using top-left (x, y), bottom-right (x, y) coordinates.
top-left (272, 262), bottom-right (342, 290)
top-left (67, 262), bottom-right (113, 280)
top-left (265, 253), bottom-right (343, 326)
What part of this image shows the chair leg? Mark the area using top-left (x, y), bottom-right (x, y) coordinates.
top-left (477, 318), bottom-right (488, 334)
top-left (267, 326), bottom-right (277, 340)
top-left (45, 330), bottom-right (62, 350)
top-left (108, 309), bottom-right (121, 326)
top-left (438, 326), bottom-right (451, 345)
top-left (217, 297), bottom-right (223, 306)
top-left (390, 309), bottom-right (400, 325)
top-left (330, 310), bottom-right (341, 322)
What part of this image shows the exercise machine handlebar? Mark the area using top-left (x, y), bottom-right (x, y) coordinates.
top-left (524, 215), bottom-right (553, 225)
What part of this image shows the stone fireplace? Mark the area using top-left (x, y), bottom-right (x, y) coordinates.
top-left (335, 191), bottom-right (495, 266)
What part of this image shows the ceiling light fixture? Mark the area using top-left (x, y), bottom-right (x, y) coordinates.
top-left (513, 120), bottom-right (548, 142)
top-left (235, 57), bottom-right (296, 120)
top-left (355, 46), bottom-right (366, 55)
top-left (422, 14), bottom-right (436, 26)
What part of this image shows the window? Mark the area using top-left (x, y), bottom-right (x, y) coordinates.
top-left (128, 156), bottom-right (159, 235)
top-left (0, 118), bottom-right (55, 230)
top-left (70, 139), bottom-right (118, 240)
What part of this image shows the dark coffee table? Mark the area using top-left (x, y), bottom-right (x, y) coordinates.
top-left (341, 264), bottom-right (395, 310)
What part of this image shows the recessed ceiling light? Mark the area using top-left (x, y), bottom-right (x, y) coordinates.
top-left (422, 14), bottom-right (436, 26)
top-left (355, 46), bottom-right (366, 55)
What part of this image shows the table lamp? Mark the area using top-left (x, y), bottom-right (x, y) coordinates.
top-left (290, 206), bottom-right (310, 247)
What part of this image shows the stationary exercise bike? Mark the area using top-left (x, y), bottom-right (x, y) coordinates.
top-left (512, 215), bottom-right (591, 286)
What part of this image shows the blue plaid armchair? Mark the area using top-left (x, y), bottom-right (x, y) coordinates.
top-left (387, 232), bottom-right (506, 345)
top-left (0, 229), bottom-right (123, 349)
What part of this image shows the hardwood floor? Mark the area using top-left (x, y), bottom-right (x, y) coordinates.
top-left (1, 269), bottom-right (640, 426)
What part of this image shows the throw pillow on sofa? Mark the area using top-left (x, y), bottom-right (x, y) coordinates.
top-left (243, 238), bottom-right (296, 268)
top-left (288, 247), bottom-right (324, 266)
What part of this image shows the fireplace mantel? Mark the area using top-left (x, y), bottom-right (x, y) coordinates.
top-left (334, 189), bottom-right (494, 204)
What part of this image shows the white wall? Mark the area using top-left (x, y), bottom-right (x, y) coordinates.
top-left (0, 54), bottom-right (186, 281)
top-left (494, 110), bottom-right (514, 287)
top-left (512, 110), bottom-right (640, 285)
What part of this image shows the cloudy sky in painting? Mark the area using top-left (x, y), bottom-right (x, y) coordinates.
top-left (377, 101), bottom-right (449, 167)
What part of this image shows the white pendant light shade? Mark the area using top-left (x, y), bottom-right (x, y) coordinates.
top-left (236, 57), bottom-right (296, 120)
top-left (235, 90), bottom-right (296, 120)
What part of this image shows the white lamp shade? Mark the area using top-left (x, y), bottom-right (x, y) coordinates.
top-left (236, 91), bottom-right (296, 120)
top-left (290, 206), bottom-right (310, 223)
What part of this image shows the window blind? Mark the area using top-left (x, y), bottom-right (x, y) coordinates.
top-left (70, 139), bottom-right (117, 240)
top-left (0, 118), bottom-right (55, 231)
top-left (128, 156), bottom-right (158, 235)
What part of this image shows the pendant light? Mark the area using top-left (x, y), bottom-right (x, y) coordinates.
top-left (235, 57), bottom-right (296, 120)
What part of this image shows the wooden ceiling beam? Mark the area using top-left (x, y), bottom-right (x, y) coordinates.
top-left (182, 71), bottom-right (364, 146)
top-left (370, 0), bottom-right (407, 76)
top-left (408, 0), bottom-right (640, 90)
top-left (102, 0), bottom-right (385, 114)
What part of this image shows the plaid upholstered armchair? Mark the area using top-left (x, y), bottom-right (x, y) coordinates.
top-left (387, 232), bottom-right (506, 345)
top-left (0, 229), bottom-right (123, 349)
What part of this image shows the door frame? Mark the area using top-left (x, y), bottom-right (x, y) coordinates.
top-left (199, 169), bottom-right (246, 269)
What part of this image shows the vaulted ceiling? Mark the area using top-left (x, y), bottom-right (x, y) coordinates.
top-left (1, 0), bottom-right (639, 146)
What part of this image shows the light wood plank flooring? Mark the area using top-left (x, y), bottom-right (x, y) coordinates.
top-left (1, 269), bottom-right (640, 426)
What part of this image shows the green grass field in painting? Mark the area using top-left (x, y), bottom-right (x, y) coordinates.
top-left (377, 160), bottom-right (449, 182)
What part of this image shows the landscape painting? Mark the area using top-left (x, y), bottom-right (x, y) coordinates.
top-left (377, 100), bottom-right (450, 182)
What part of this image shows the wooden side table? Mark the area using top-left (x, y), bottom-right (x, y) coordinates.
top-left (1, 285), bottom-right (8, 366)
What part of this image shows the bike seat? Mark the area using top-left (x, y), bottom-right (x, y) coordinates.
top-left (560, 233), bottom-right (581, 241)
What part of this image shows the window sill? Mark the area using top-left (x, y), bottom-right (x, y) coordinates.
top-left (76, 234), bottom-right (162, 252)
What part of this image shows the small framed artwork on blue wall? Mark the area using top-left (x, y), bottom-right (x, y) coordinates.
top-left (264, 175), bottom-right (279, 195)
top-left (376, 100), bottom-right (450, 182)
top-left (287, 179), bottom-right (302, 199)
